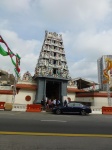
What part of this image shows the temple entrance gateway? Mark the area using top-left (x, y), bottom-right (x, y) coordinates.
top-left (34, 77), bottom-right (68, 104)
top-left (34, 31), bottom-right (70, 104)
top-left (46, 80), bottom-right (61, 101)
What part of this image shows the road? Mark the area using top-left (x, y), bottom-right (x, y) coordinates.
top-left (0, 111), bottom-right (112, 150)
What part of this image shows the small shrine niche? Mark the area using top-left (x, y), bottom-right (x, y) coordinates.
top-left (68, 80), bottom-right (75, 86)
top-left (22, 71), bottom-right (32, 81)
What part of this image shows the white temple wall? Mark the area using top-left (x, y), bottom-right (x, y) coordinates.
top-left (76, 97), bottom-right (93, 104)
top-left (75, 97), bottom-right (109, 107)
top-left (0, 85), bottom-right (111, 107)
top-left (0, 94), bottom-right (12, 103)
top-left (93, 97), bottom-right (108, 107)
top-left (15, 89), bottom-right (36, 104)
top-left (0, 86), bottom-right (12, 103)
top-left (67, 93), bottom-right (76, 101)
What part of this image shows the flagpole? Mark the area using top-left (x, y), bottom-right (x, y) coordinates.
top-left (12, 71), bottom-right (17, 105)
top-left (12, 54), bottom-right (20, 105)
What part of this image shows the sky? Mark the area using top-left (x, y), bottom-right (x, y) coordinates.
top-left (0, 0), bottom-right (112, 83)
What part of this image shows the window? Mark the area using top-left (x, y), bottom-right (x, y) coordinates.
top-left (54, 52), bottom-right (56, 57)
top-left (53, 68), bottom-right (56, 74)
top-left (53, 60), bottom-right (56, 64)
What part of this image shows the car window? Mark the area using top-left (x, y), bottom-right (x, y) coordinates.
top-left (74, 103), bottom-right (83, 107)
top-left (68, 103), bottom-right (76, 107)
top-left (74, 103), bottom-right (80, 107)
top-left (68, 103), bottom-right (83, 107)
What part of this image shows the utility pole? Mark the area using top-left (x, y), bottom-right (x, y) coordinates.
top-left (12, 72), bottom-right (17, 105)
top-left (107, 83), bottom-right (111, 106)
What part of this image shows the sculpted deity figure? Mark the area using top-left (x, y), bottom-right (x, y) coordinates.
top-left (22, 71), bottom-right (32, 81)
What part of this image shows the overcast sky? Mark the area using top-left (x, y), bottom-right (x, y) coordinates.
top-left (0, 0), bottom-right (112, 82)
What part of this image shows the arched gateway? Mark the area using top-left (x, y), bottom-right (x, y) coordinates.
top-left (33, 31), bottom-right (70, 104)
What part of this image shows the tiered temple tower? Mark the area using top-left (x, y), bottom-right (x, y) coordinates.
top-left (34, 31), bottom-right (70, 104)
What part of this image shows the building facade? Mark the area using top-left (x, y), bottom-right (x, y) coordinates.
top-left (97, 55), bottom-right (112, 91)
top-left (0, 71), bottom-right (111, 108)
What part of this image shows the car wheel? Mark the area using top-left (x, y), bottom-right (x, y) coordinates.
top-left (81, 110), bottom-right (87, 116)
top-left (56, 109), bottom-right (61, 115)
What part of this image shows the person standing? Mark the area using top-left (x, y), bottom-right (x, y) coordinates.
top-left (64, 99), bottom-right (67, 107)
top-left (57, 99), bottom-right (60, 106)
top-left (53, 99), bottom-right (56, 107)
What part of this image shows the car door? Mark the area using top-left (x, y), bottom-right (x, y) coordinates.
top-left (63, 103), bottom-right (73, 113)
top-left (72, 103), bottom-right (81, 113)
top-left (67, 103), bottom-right (76, 113)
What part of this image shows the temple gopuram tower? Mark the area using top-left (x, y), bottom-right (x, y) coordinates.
top-left (34, 31), bottom-right (70, 104)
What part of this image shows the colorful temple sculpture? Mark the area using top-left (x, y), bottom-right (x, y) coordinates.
top-left (34, 31), bottom-right (70, 104)
top-left (22, 71), bottom-right (32, 81)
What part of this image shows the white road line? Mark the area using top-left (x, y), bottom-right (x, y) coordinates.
top-left (41, 120), bottom-right (67, 122)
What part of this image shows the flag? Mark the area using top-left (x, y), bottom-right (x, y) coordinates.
top-left (0, 35), bottom-right (9, 49)
top-left (0, 45), bottom-right (9, 56)
top-left (16, 54), bottom-right (21, 73)
top-left (0, 35), bottom-right (21, 77)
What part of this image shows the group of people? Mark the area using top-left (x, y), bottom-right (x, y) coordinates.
top-left (41, 98), bottom-right (61, 110)
top-left (41, 98), bottom-right (69, 110)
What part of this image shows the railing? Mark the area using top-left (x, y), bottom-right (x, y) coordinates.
top-left (12, 104), bottom-right (27, 112)
top-left (12, 104), bottom-right (42, 112)
top-left (26, 104), bottom-right (41, 112)
top-left (91, 107), bottom-right (102, 114)
top-left (45, 41), bottom-right (64, 48)
top-left (0, 102), bottom-right (5, 110)
top-left (102, 106), bottom-right (112, 114)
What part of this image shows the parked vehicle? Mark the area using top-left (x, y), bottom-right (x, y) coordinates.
top-left (52, 102), bottom-right (92, 115)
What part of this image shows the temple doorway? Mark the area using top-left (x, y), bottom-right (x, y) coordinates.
top-left (46, 80), bottom-right (61, 101)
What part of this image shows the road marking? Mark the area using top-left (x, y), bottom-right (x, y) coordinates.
top-left (0, 131), bottom-right (112, 138)
top-left (41, 120), bottom-right (67, 122)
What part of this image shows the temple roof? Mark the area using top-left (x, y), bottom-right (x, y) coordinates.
top-left (72, 77), bottom-right (99, 89)
top-left (0, 70), bottom-right (6, 76)
top-left (0, 70), bottom-right (15, 85)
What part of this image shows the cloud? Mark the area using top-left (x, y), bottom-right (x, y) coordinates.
top-left (1, 29), bottom-right (42, 54)
top-left (60, 28), bottom-right (112, 82)
top-left (38, 0), bottom-right (111, 28)
top-left (69, 59), bottom-right (97, 82)
top-left (0, 0), bottom-right (31, 13)
top-left (74, 30), bottom-right (112, 59)
top-left (1, 0), bottom-right (112, 83)
top-left (20, 53), bottom-right (39, 76)
top-left (1, 0), bottom-right (111, 34)
top-left (0, 19), bottom-right (9, 29)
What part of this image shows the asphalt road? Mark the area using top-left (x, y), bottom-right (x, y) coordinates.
top-left (0, 111), bottom-right (112, 150)
top-left (0, 111), bottom-right (112, 134)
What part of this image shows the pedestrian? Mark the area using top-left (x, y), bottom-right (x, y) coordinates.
top-left (64, 99), bottom-right (67, 107)
top-left (57, 99), bottom-right (60, 106)
top-left (41, 99), bottom-right (46, 110)
top-left (53, 99), bottom-right (56, 107)
top-left (48, 99), bottom-right (52, 108)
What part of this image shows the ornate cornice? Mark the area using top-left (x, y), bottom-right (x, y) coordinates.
top-left (67, 88), bottom-right (85, 93)
top-left (16, 84), bottom-right (37, 90)
top-left (0, 90), bottom-right (13, 95)
top-left (76, 92), bottom-right (112, 97)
